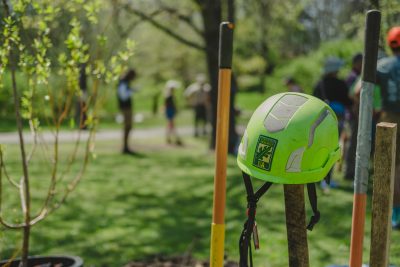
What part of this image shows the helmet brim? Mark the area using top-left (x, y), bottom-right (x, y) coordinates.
top-left (237, 146), bottom-right (341, 184)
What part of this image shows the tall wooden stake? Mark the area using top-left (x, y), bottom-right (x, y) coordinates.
top-left (210, 22), bottom-right (234, 267)
top-left (349, 10), bottom-right (381, 267)
top-left (370, 122), bottom-right (397, 267)
top-left (284, 184), bottom-right (309, 267)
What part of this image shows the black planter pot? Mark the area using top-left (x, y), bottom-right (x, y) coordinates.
top-left (0, 255), bottom-right (83, 267)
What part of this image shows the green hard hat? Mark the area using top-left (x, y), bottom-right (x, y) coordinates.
top-left (237, 92), bottom-right (340, 184)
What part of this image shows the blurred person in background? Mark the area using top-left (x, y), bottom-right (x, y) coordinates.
top-left (184, 74), bottom-right (211, 137)
top-left (284, 77), bottom-right (303, 93)
top-left (164, 80), bottom-right (183, 146)
top-left (346, 53), bottom-right (363, 88)
top-left (117, 69), bottom-right (137, 155)
top-left (344, 53), bottom-right (363, 180)
top-left (76, 63), bottom-right (88, 130)
top-left (313, 57), bottom-right (353, 193)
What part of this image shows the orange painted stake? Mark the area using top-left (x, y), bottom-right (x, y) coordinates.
top-left (210, 22), bottom-right (234, 267)
top-left (212, 68), bottom-right (232, 225)
top-left (349, 194), bottom-right (367, 267)
top-left (349, 10), bottom-right (380, 267)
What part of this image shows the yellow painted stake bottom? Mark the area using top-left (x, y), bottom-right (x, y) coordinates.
top-left (210, 223), bottom-right (225, 267)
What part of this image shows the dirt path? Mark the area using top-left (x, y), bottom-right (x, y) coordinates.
top-left (0, 126), bottom-right (195, 144)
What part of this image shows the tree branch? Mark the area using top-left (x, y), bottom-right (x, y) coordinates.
top-left (1, 0), bottom-right (10, 16)
top-left (0, 217), bottom-right (25, 229)
top-left (192, 0), bottom-right (203, 7)
top-left (115, 10), bottom-right (161, 39)
top-left (123, 4), bottom-right (205, 51)
top-left (114, 18), bottom-right (142, 39)
top-left (0, 149), bottom-right (20, 188)
top-left (32, 115), bottom-right (96, 227)
top-left (112, 0), bottom-right (141, 39)
top-left (159, 5), bottom-right (203, 37)
top-left (0, 151), bottom-right (25, 229)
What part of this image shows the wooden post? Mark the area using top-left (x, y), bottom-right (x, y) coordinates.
top-left (369, 122), bottom-right (397, 267)
top-left (284, 184), bottom-right (309, 267)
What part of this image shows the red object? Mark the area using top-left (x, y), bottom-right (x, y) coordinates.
top-left (387, 26), bottom-right (400, 48)
top-left (246, 209), bottom-right (256, 216)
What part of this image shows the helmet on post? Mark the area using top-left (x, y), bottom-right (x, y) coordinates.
top-left (237, 92), bottom-right (340, 184)
top-left (387, 26), bottom-right (400, 49)
top-left (237, 92), bottom-right (340, 267)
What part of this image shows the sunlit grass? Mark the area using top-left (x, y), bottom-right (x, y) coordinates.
top-left (0, 136), bottom-right (399, 266)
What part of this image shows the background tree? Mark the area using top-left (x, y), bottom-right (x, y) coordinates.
top-left (111, 0), bottom-right (240, 152)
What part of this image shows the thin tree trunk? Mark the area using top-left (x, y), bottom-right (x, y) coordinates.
top-left (227, 0), bottom-right (235, 23)
top-left (2, 2), bottom-right (31, 264)
top-left (11, 64), bottom-right (31, 267)
top-left (200, 0), bottom-right (221, 150)
top-left (204, 0), bottom-right (238, 153)
top-left (257, 1), bottom-right (272, 93)
top-left (370, 0), bottom-right (380, 9)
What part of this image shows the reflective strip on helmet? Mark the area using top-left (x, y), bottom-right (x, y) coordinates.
top-left (238, 130), bottom-right (248, 158)
top-left (264, 114), bottom-right (288, 133)
top-left (264, 94), bottom-right (308, 133)
top-left (279, 94), bottom-right (308, 106)
top-left (255, 93), bottom-right (284, 115)
top-left (308, 109), bottom-right (330, 148)
top-left (286, 147), bottom-right (305, 172)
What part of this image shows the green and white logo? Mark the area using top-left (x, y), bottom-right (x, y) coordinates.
top-left (253, 135), bottom-right (278, 171)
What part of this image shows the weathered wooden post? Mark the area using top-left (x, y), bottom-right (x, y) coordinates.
top-left (284, 184), bottom-right (309, 267)
top-left (369, 122), bottom-right (397, 266)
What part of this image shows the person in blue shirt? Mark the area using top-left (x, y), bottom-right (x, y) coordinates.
top-left (164, 80), bottom-right (183, 145)
top-left (117, 69), bottom-right (137, 154)
top-left (377, 26), bottom-right (400, 229)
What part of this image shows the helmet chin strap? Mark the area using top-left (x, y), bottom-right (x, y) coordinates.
top-left (239, 172), bottom-right (272, 267)
top-left (239, 172), bottom-right (321, 267)
top-left (306, 183), bottom-right (320, 230)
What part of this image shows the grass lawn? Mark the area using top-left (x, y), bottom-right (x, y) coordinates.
top-left (0, 136), bottom-right (399, 266)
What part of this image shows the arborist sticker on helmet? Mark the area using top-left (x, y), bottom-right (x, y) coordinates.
top-left (253, 135), bottom-right (278, 171)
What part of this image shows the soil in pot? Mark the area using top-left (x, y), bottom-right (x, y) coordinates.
top-left (0, 255), bottom-right (83, 267)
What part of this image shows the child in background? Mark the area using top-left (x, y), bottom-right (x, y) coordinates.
top-left (164, 80), bottom-right (183, 146)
